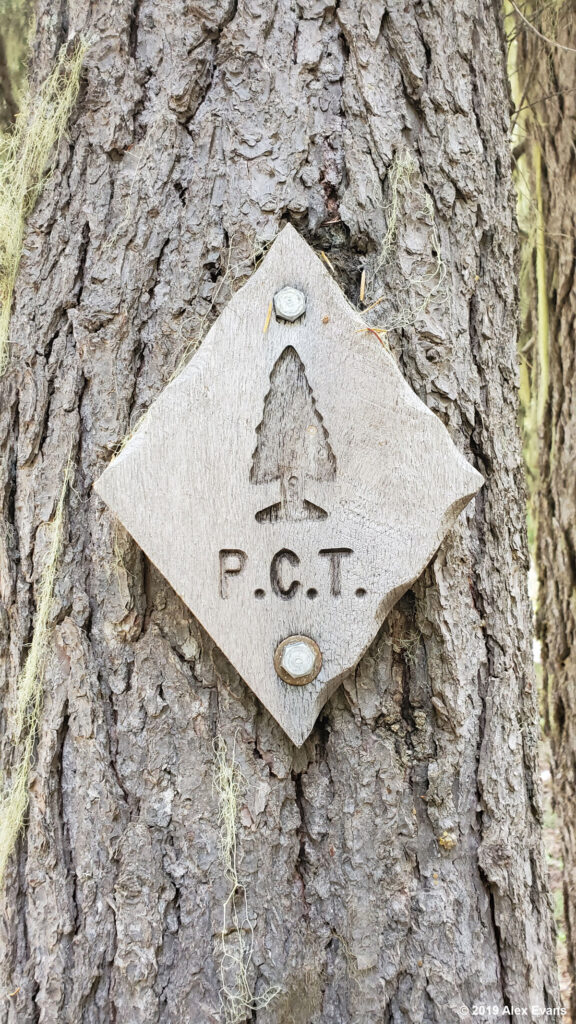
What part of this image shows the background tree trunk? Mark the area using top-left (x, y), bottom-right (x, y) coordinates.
top-left (0, 0), bottom-right (32, 129)
top-left (0, 1), bottom-right (560, 1021)
top-left (513, 0), bottom-right (576, 1015)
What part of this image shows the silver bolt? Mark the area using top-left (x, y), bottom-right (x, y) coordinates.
top-left (281, 641), bottom-right (316, 678)
top-left (273, 286), bottom-right (306, 322)
top-left (274, 635), bottom-right (322, 686)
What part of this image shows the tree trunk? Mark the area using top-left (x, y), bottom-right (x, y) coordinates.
top-left (0, 0), bottom-right (32, 129)
top-left (513, 0), bottom-right (576, 1015)
top-left (0, 2), bottom-right (559, 1022)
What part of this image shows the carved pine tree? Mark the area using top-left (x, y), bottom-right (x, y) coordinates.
top-left (0, 1), bottom-right (560, 1019)
top-left (251, 345), bottom-right (336, 522)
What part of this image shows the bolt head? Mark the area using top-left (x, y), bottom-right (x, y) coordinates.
top-left (274, 635), bottom-right (322, 686)
top-left (281, 641), bottom-right (315, 677)
top-left (273, 286), bottom-right (306, 322)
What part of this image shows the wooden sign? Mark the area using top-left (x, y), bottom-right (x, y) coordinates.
top-left (94, 225), bottom-right (482, 745)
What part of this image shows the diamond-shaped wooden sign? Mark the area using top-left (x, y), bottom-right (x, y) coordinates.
top-left (94, 225), bottom-right (482, 745)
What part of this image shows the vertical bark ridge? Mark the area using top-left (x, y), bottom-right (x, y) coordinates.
top-left (0, 1), bottom-right (558, 1021)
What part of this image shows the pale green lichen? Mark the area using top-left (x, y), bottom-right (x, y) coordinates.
top-left (375, 149), bottom-right (419, 274)
top-left (366, 148), bottom-right (446, 335)
top-left (213, 736), bottom-right (280, 1023)
top-left (0, 39), bottom-right (87, 374)
top-left (0, 455), bottom-right (72, 887)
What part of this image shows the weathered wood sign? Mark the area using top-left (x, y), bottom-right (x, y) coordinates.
top-left (94, 225), bottom-right (483, 745)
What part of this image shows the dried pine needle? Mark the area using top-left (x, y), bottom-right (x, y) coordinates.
top-left (361, 294), bottom-right (385, 314)
top-left (263, 300), bottom-right (272, 335)
top-left (320, 250), bottom-right (335, 273)
top-left (356, 326), bottom-right (389, 348)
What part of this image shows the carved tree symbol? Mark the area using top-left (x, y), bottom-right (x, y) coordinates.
top-left (251, 346), bottom-right (336, 523)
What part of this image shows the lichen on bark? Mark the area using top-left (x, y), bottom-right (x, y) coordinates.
top-left (0, 1), bottom-right (560, 1021)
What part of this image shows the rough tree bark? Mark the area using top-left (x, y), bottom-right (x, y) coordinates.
top-left (514, 0), bottom-right (576, 1015)
top-left (0, 1), bottom-right (560, 1022)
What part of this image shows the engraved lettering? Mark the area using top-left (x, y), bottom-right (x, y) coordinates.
top-left (319, 548), bottom-right (353, 596)
top-left (270, 548), bottom-right (301, 599)
top-left (219, 549), bottom-right (247, 598)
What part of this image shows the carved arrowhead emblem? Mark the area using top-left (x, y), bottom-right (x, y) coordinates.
top-left (94, 225), bottom-right (482, 745)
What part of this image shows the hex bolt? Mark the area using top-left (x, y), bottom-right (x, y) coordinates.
top-left (274, 635), bottom-right (322, 686)
top-left (282, 642), bottom-right (315, 677)
top-left (273, 286), bottom-right (306, 323)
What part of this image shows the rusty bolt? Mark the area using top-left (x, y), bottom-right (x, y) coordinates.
top-left (274, 635), bottom-right (322, 686)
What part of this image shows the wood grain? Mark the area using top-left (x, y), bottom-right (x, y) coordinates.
top-left (95, 225), bottom-right (483, 745)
